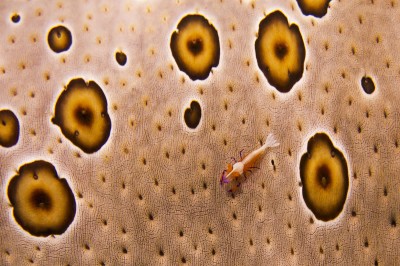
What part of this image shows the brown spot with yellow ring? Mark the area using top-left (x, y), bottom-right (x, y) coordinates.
top-left (170, 14), bottom-right (220, 80)
top-left (0, 109), bottom-right (19, 148)
top-left (52, 78), bottom-right (111, 153)
top-left (297, 0), bottom-right (331, 18)
top-left (255, 11), bottom-right (305, 93)
top-left (300, 133), bottom-right (349, 221)
top-left (48, 25), bottom-right (72, 53)
top-left (7, 160), bottom-right (76, 236)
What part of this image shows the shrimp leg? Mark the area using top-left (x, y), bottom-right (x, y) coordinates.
top-left (239, 149), bottom-right (244, 160)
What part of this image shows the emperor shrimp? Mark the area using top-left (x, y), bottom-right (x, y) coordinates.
top-left (220, 133), bottom-right (280, 193)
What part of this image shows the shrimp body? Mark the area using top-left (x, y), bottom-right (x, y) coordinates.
top-left (220, 133), bottom-right (279, 191)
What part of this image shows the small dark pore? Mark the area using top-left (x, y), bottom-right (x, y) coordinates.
top-left (391, 217), bottom-right (397, 227)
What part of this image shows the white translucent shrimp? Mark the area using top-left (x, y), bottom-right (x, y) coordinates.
top-left (220, 133), bottom-right (279, 192)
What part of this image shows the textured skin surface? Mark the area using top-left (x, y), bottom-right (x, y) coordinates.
top-left (1, 0), bottom-right (399, 265)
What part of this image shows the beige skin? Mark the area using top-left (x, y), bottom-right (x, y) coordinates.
top-left (220, 133), bottom-right (279, 192)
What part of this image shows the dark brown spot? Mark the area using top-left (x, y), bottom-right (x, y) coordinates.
top-left (274, 42), bottom-right (288, 59)
top-left (30, 189), bottom-right (52, 210)
top-left (187, 38), bottom-right (203, 55)
top-left (74, 107), bottom-right (93, 126)
top-left (184, 101), bottom-right (201, 129)
top-left (361, 76), bottom-right (375, 94)
top-left (317, 165), bottom-right (330, 188)
top-left (115, 51), bottom-right (127, 66)
top-left (11, 14), bottom-right (20, 23)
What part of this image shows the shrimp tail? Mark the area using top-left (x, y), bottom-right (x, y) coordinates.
top-left (263, 133), bottom-right (279, 149)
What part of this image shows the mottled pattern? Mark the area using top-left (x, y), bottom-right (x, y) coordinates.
top-left (0, 0), bottom-right (399, 265)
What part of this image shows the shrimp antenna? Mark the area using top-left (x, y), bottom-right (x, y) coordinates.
top-left (264, 133), bottom-right (280, 148)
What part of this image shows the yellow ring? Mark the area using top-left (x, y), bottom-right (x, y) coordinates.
top-left (48, 25), bottom-right (72, 53)
top-left (300, 133), bottom-right (349, 221)
top-left (7, 161), bottom-right (76, 236)
top-left (255, 11), bottom-right (305, 93)
top-left (52, 78), bottom-right (111, 153)
top-left (0, 109), bottom-right (19, 148)
top-left (171, 14), bottom-right (220, 80)
top-left (297, 0), bottom-right (331, 18)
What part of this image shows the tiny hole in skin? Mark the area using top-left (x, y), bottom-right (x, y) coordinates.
top-left (364, 239), bottom-right (369, 248)
top-left (391, 217), bottom-right (397, 227)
